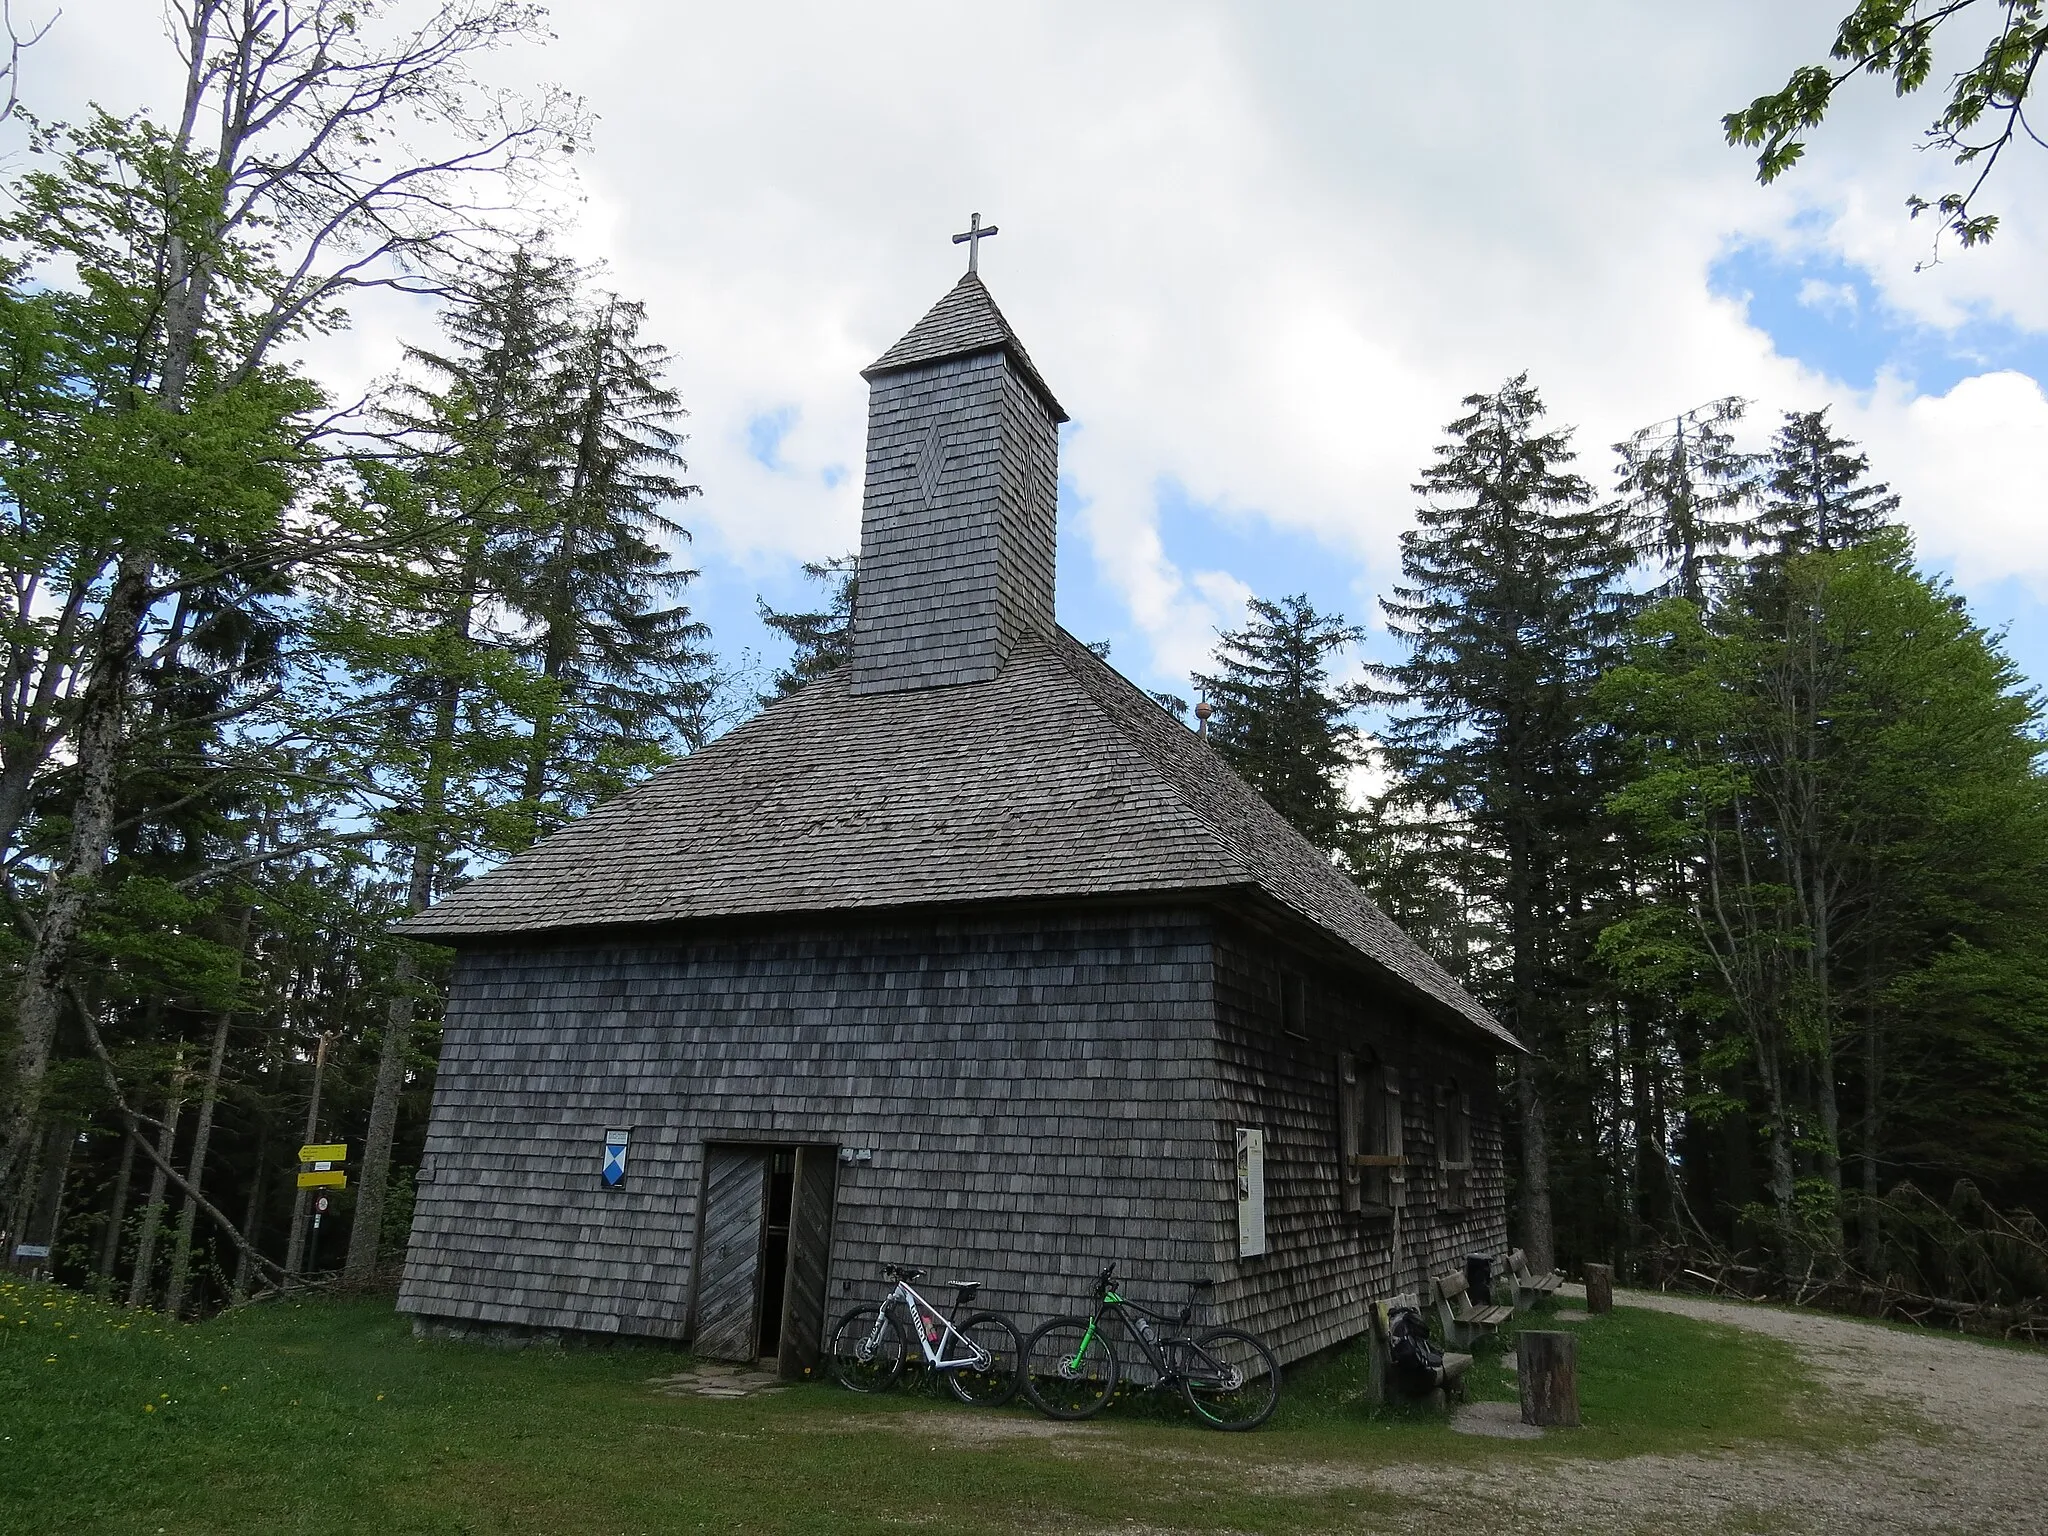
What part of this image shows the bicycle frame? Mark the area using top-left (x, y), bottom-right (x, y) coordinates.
top-left (861, 1279), bottom-right (992, 1371)
top-left (1062, 1286), bottom-right (1241, 1392)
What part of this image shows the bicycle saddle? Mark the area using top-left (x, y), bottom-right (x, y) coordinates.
top-left (944, 1280), bottom-right (981, 1297)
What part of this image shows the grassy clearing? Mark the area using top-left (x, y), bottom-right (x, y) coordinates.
top-left (2, 1278), bottom-right (1867, 1536)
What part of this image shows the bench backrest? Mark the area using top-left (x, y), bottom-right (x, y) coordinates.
top-left (1508, 1247), bottom-right (1530, 1278)
top-left (1434, 1271), bottom-right (1468, 1304)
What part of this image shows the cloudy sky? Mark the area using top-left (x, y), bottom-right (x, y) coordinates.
top-left (30, 0), bottom-right (2048, 707)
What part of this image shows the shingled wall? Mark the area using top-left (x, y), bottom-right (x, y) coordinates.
top-left (1208, 917), bottom-right (1510, 1364)
top-left (397, 905), bottom-right (1232, 1345)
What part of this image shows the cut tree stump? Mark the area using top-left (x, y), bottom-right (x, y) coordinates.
top-left (1585, 1263), bottom-right (1613, 1314)
top-left (1517, 1330), bottom-right (1580, 1427)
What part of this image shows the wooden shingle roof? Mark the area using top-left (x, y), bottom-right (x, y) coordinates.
top-left (862, 272), bottom-right (1067, 422)
top-left (400, 630), bottom-right (1513, 1048)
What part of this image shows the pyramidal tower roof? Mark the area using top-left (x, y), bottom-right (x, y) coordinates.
top-left (863, 272), bottom-right (1067, 423)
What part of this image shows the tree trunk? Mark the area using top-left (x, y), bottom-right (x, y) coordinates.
top-left (1517, 1055), bottom-right (1556, 1276)
top-left (1756, 1039), bottom-right (1802, 1269)
top-left (126, 1080), bottom-right (184, 1310)
top-left (345, 948), bottom-right (420, 1282)
top-left (346, 507), bottom-right (480, 1282)
top-left (1860, 1000), bottom-right (1884, 1271)
top-left (94, 1129), bottom-right (137, 1298)
top-left (1517, 1330), bottom-right (1580, 1427)
top-left (1, 555), bottom-right (152, 1196)
top-left (232, 1133), bottom-right (268, 1304)
top-left (286, 1033), bottom-right (330, 1278)
top-left (10, 1118), bottom-right (76, 1277)
top-left (1813, 1034), bottom-right (1846, 1266)
top-left (1584, 1263), bottom-right (1614, 1314)
top-left (165, 1002), bottom-right (234, 1316)
top-left (345, 660), bottom-right (465, 1280)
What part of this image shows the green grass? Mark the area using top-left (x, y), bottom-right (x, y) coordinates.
top-left (1, 1278), bottom-right (1876, 1536)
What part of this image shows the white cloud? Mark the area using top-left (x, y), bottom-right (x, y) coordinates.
top-left (1798, 279), bottom-right (1860, 317)
top-left (19, 0), bottom-right (2042, 688)
top-left (1853, 372), bottom-right (2048, 590)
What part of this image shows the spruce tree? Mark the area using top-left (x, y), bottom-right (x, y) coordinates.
top-left (1753, 408), bottom-right (1900, 560)
top-left (1612, 396), bottom-right (1758, 605)
top-left (329, 249), bottom-right (580, 1281)
top-left (510, 291), bottom-right (710, 841)
top-left (1371, 373), bottom-right (1634, 1273)
top-left (758, 556), bottom-right (858, 699)
top-left (1191, 595), bottom-right (1365, 851)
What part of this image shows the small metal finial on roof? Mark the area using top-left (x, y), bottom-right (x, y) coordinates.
top-left (952, 211), bottom-right (999, 275)
top-left (1195, 699), bottom-right (1214, 739)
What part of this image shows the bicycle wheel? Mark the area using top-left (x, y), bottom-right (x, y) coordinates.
top-left (1021, 1315), bottom-right (1119, 1420)
top-left (944, 1311), bottom-right (1023, 1407)
top-left (828, 1306), bottom-right (906, 1393)
top-left (1179, 1326), bottom-right (1280, 1430)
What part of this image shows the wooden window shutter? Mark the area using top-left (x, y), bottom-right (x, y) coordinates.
top-left (1381, 1064), bottom-right (1406, 1206)
top-left (1380, 1065), bottom-right (1405, 1159)
top-left (1338, 1052), bottom-right (1362, 1214)
top-left (1437, 1080), bottom-right (1473, 1208)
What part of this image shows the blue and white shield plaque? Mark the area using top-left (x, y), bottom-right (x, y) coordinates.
top-left (602, 1127), bottom-right (629, 1187)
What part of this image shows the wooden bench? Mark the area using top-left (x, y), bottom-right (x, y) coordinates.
top-left (1508, 1247), bottom-right (1564, 1313)
top-left (1434, 1270), bottom-right (1513, 1349)
top-left (1366, 1297), bottom-right (1470, 1405)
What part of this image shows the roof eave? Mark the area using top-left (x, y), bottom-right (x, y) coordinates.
top-left (860, 341), bottom-right (1069, 424)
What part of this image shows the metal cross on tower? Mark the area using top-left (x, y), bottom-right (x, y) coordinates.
top-left (952, 212), bottom-right (999, 274)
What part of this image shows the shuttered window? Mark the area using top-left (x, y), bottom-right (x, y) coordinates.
top-left (1338, 1052), bottom-right (1404, 1212)
top-left (1437, 1079), bottom-right (1473, 1209)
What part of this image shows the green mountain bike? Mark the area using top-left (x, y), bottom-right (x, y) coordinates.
top-left (1021, 1262), bottom-right (1281, 1431)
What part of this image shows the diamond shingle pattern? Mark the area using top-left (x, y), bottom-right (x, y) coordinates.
top-left (862, 273), bottom-right (1067, 422)
top-left (398, 629), bottom-right (1513, 1049)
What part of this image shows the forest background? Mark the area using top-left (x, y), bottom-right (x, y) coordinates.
top-left (3, 1), bottom-right (2045, 1324)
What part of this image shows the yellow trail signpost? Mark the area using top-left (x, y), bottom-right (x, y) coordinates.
top-left (298, 1143), bottom-right (350, 1190)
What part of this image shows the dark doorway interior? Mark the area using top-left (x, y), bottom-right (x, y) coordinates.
top-left (692, 1142), bottom-right (836, 1377)
top-left (756, 1151), bottom-right (796, 1360)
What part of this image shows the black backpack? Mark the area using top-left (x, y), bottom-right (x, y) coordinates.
top-left (1387, 1304), bottom-right (1445, 1389)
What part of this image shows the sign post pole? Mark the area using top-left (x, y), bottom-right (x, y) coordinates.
top-left (291, 1139), bottom-right (348, 1277)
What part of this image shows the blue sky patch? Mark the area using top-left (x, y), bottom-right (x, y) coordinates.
top-left (1711, 241), bottom-right (2048, 396)
top-left (744, 406), bottom-right (800, 470)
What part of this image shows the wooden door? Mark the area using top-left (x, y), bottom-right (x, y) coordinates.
top-left (776, 1147), bottom-right (837, 1379)
top-left (694, 1146), bottom-right (768, 1361)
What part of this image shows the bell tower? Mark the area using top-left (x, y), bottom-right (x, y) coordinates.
top-left (850, 248), bottom-right (1067, 695)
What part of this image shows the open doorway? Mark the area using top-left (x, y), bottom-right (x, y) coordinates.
top-left (757, 1151), bottom-right (794, 1359)
top-left (692, 1143), bottom-right (836, 1377)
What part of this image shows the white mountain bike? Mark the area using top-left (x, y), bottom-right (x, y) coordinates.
top-left (827, 1263), bottom-right (1022, 1407)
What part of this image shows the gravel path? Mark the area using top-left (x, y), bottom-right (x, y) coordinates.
top-left (1363, 1288), bottom-right (2048, 1535)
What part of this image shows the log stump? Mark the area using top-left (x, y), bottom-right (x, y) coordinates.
top-left (1517, 1330), bottom-right (1580, 1427)
top-left (1585, 1262), bottom-right (1614, 1315)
